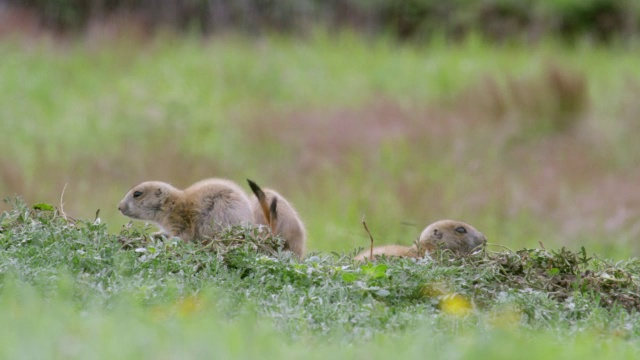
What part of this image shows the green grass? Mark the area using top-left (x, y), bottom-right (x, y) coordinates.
top-left (1, 200), bottom-right (640, 359)
top-left (3, 282), bottom-right (638, 359)
top-left (1, 32), bottom-right (640, 259)
top-left (2, 285), bottom-right (639, 359)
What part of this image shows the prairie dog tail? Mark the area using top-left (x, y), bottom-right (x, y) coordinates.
top-left (269, 196), bottom-right (278, 230)
top-left (246, 179), bottom-right (307, 259)
top-left (247, 179), bottom-right (277, 234)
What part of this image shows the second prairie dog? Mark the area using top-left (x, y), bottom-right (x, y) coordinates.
top-left (118, 178), bottom-right (253, 242)
top-left (247, 179), bottom-right (307, 259)
top-left (355, 220), bottom-right (487, 261)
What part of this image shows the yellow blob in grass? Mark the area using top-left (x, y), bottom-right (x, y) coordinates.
top-left (177, 296), bottom-right (202, 317)
top-left (439, 294), bottom-right (474, 316)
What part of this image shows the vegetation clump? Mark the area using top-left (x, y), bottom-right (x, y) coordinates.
top-left (455, 247), bottom-right (640, 313)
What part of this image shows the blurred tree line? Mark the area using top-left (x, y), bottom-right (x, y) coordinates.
top-left (2, 0), bottom-right (639, 42)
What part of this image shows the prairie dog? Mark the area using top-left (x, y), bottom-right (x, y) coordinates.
top-left (355, 220), bottom-right (487, 261)
top-left (247, 179), bottom-right (307, 259)
top-left (118, 178), bottom-right (253, 242)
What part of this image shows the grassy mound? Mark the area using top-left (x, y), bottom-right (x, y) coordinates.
top-left (2, 198), bottom-right (639, 344)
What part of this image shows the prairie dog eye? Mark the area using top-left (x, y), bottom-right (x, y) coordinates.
top-left (455, 226), bottom-right (467, 234)
top-left (133, 191), bottom-right (143, 198)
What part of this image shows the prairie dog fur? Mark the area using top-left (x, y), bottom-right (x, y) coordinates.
top-left (247, 179), bottom-right (306, 259)
top-left (355, 220), bottom-right (487, 261)
top-left (118, 178), bottom-right (253, 242)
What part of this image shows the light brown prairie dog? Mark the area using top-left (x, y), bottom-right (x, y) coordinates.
top-left (355, 220), bottom-right (487, 261)
top-left (247, 179), bottom-right (307, 259)
top-left (118, 178), bottom-right (253, 242)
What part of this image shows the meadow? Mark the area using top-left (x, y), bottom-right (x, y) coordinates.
top-left (1, 31), bottom-right (640, 358)
top-left (1, 32), bottom-right (640, 256)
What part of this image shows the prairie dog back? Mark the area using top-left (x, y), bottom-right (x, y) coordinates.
top-left (354, 244), bottom-right (416, 261)
top-left (185, 178), bottom-right (253, 236)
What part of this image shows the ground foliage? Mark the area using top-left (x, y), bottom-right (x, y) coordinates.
top-left (1, 197), bottom-right (640, 341)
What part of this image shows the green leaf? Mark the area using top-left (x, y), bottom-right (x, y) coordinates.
top-left (361, 263), bottom-right (388, 279)
top-left (341, 272), bottom-right (359, 283)
top-left (547, 268), bottom-right (560, 276)
top-left (32, 203), bottom-right (55, 211)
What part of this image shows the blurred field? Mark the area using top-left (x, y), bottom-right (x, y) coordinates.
top-left (2, 281), bottom-right (639, 359)
top-left (1, 32), bottom-right (640, 257)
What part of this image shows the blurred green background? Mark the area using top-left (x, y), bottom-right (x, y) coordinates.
top-left (1, 0), bottom-right (640, 257)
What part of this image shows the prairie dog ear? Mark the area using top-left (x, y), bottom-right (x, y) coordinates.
top-left (155, 188), bottom-right (163, 197)
top-left (432, 229), bottom-right (443, 240)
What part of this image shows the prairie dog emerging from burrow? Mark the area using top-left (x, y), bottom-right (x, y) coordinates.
top-left (355, 220), bottom-right (487, 261)
top-left (118, 178), bottom-right (253, 242)
top-left (247, 179), bottom-right (307, 259)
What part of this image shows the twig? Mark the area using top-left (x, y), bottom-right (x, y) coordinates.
top-left (59, 183), bottom-right (68, 221)
top-left (361, 215), bottom-right (375, 261)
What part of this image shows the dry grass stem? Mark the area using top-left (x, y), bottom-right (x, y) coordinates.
top-left (361, 215), bottom-right (375, 261)
top-left (59, 183), bottom-right (68, 221)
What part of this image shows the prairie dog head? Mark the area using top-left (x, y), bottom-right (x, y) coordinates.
top-left (418, 220), bottom-right (487, 256)
top-left (118, 181), bottom-right (178, 222)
